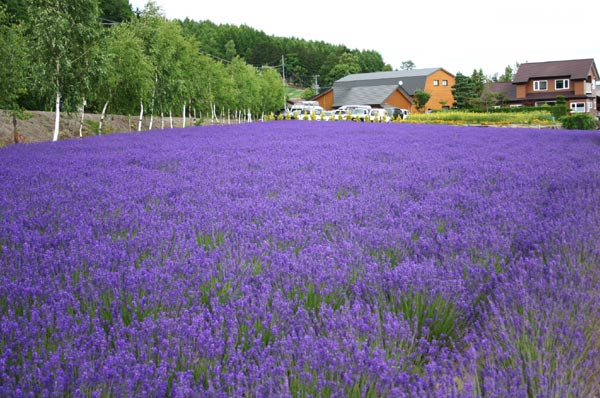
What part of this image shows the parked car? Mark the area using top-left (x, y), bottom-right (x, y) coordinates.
top-left (339, 104), bottom-right (372, 112)
top-left (384, 107), bottom-right (409, 120)
top-left (369, 108), bottom-right (390, 122)
top-left (291, 105), bottom-right (324, 120)
top-left (332, 109), bottom-right (351, 120)
top-left (349, 108), bottom-right (370, 121)
top-left (320, 110), bottom-right (335, 121)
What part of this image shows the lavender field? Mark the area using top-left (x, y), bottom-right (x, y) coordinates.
top-left (1, 121), bottom-right (599, 397)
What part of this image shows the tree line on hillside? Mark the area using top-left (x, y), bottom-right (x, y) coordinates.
top-left (178, 19), bottom-right (391, 89)
top-left (0, 0), bottom-right (393, 141)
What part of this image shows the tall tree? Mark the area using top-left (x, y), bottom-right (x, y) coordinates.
top-left (91, 22), bottom-right (153, 133)
top-left (470, 68), bottom-right (487, 97)
top-left (0, 0), bottom-right (27, 23)
top-left (498, 64), bottom-right (517, 82)
top-left (0, 4), bottom-right (28, 142)
top-left (400, 60), bottom-right (416, 70)
top-left (224, 39), bottom-right (237, 61)
top-left (451, 72), bottom-right (477, 110)
top-left (0, 5), bottom-right (27, 110)
top-left (27, 0), bottom-right (101, 141)
top-left (98, 0), bottom-right (133, 23)
top-left (227, 55), bottom-right (260, 115)
top-left (257, 66), bottom-right (285, 113)
top-left (326, 52), bottom-right (361, 83)
top-left (356, 49), bottom-right (386, 73)
top-left (192, 53), bottom-right (231, 120)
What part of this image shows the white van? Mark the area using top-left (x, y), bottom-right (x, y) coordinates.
top-left (338, 104), bottom-right (372, 113)
top-left (290, 104), bottom-right (324, 120)
top-left (369, 108), bottom-right (390, 122)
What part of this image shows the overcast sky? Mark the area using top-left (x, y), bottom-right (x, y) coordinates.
top-left (128, 0), bottom-right (599, 77)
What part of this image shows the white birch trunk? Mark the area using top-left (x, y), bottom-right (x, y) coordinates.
top-left (161, 111), bottom-right (165, 130)
top-left (210, 104), bottom-right (219, 123)
top-left (183, 103), bottom-right (186, 128)
top-left (78, 98), bottom-right (86, 138)
top-left (138, 100), bottom-right (144, 132)
top-left (169, 111), bottom-right (173, 129)
top-left (149, 72), bottom-right (157, 131)
top-left (99, 100), bottom-right (109, 136)
top-left (53, 91), bottom-right (61, 142)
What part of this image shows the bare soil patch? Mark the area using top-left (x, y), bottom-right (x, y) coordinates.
top-left (0, 110), bottom-right (187, 147)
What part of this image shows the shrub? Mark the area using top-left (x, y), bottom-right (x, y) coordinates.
top-left (560, 113), bottom-right (597, 130)
top-left (554, 95), bottom-right (569, 118)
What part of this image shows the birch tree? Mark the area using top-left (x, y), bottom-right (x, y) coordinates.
top-left (92, 23), bottom-right (153, 134)
top-left (258, 66), bottom-right (285, 115)
top-left (0, 5), bottom-right (28, 139)
top-left (27, 0), bottom-right (101, 141)
top-left (227, 56), bottom-right (260, 116)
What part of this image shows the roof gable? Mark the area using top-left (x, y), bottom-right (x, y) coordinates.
top-left (513, 59), bottom-right (596, 83)
top-left (334, 68), bottom-right (450, 95)
top-left (487, 82), bottom-right (517, 101)
top-left (336, 68), bottom-right (443, 82)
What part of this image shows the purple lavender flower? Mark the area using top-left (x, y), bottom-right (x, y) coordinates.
top-left (1, 121), bottom-right (599, 397)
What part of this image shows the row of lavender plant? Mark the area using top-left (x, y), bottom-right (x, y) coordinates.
top-left (1, 121), bottom-right (599, 397)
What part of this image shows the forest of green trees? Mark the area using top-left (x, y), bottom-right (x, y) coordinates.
top-left (0, 0), bottom-right (392, 140)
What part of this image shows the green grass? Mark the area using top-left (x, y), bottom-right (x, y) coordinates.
top-left (286, 86), bottom-right (306, 99)
top-left (84, 119), bottom-right (100, 134)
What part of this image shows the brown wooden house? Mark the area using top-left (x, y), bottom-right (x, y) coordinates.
top-left (312, 68), bottom-right (455, 113)
top-left (489, 58), bottom-right (598, 116)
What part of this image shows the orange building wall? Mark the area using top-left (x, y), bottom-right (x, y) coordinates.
top-left (384, 90), bottom-right (416, 113)
top-left (422, 70), bottom-right (455, 111)
top-left (314, 89), bottom-right (334, 110)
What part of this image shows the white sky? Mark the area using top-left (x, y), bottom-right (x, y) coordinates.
top-left (129, 0), bottom-right (599, 77)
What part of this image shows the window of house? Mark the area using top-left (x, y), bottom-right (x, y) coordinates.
top-left (555, 79), bottom-right (569, 90)
top-left (570, 102), bottom-right (585, 113)
top-left (433, 80), bottom-right (439, 86)
top-left (533, 80), bottom-right (548, 91)
top-left (535, 101), bottom-right (556, 107)
top-left (442, 80), bottom-right (448, 86)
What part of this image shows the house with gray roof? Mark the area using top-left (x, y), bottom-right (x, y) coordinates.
top-left (313, 68), bottom-right (455, 113)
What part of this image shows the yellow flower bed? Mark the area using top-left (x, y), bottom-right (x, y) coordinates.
top-left (398, 111), bottom-right (556, 126)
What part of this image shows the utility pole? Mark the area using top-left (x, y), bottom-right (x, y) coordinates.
top-left (282, 55), bottom-right (287, 111)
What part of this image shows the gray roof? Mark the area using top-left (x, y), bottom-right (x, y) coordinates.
top-left (333, 85), bottom-right (401, 107)
top-left (332, 68), bottom-right (444, 107)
